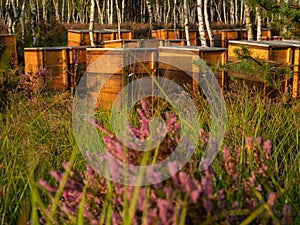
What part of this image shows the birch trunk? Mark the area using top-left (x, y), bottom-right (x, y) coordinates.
top-left (230, 0), bottom-right (235, 24)
top-left (52, 0), bottom-right (60, 22)
top-left (235, 0), bottom-right (238, 24)
top-left (256, 6), bottom-right (262, 41)
top-left (5, 0), bottom-right (12, 34)
top-left (173, 0), bottom-right (178, 39)
top-left (10, 0), bottom-right (18, 34)
top-left (240, 0), bottom-right (244, 24)
top-left (146, 0), bottom-right (155, 29)
top-left (245, 3), bottom-right (253, 40)
top-left (115, 0), bottom-right (121, 39)
top-left (96, 0), bottom-right (104, 24)
top-left (204, 0), bottom-right (214, 46)
top-left (197, 0), bottom-right (207, 46)
top-left (110, 0), bottom-right (113, 24)
top-left (223, 0), bottom-right (227, 23)
top-left (89, 0), bottom-right (95, 47)
top-left (67, 0), bottom-right (71, 23)
top-left (31, 0), bottom-right (37, 46)
top-left (62, 0), bottom-right (65, 23)
top-left (121, 0), bottom-right (125, 22)
top-left (19, 0), bottom-right (25, 43)
top-left (183, 0), bottom-right (190, 46)
top-left (42, 0), bottom-right (47, 22)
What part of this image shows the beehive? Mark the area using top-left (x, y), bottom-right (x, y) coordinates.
top-left (68, 29), bottom-right (133, 46)
top-left (158, 46), bottom-right (227, 95)
top-left (24, 46), bottom-right (87, 91)
top-left (151, 29), bottom-right (196, 45)
top-left (227, 40), bottom-right (295, 98)
top-left (228, 40), bottom-right (293, 63)
top-left (86, 48), bottom-right (158, 109)
top-left (0, 34), bottom-right (18, 67)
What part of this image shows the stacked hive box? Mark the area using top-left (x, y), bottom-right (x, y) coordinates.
top-left (0, 34), bottom-right (18, 67)
top-left (227, 40), bottom-right (294, 98)
top-left (67, 29), bottom-right (133, 46)
top-left (24, 46), bottom-right (87, 91)
top-left (158, 46), bottom-right (227, 95)
top-left (85, 48), bottom-right (158, 109)
top-left (151, 29), bottom-right (192, 45)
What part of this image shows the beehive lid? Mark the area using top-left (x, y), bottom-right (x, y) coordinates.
top-left (281, 40), bottom-right (300, 47)
top-left (228, 40), bottom-right (290, 48)
top-left (87, 47), bottom-right (157, 51)
top-left (159, 46), bottom-right (227, 52)
top-left (68, 29), bottom-right (112, 33)
top-left (103, 28), bottom-right (132, 32)
top-left (24, 46), bottom-right (70, 51)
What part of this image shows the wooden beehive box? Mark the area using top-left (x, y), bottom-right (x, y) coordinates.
top-left (228, 40), bottom-right (293, 64)
top-left (160, 39), bottom-right (186, 47)
top-left (227, 40), bottom-right (295, 99)
top-left (86, 48), bottom-right (158, 109)
top-left (179, 29), bottom-right (198, 46)
top-left (103, 29), bottom-right (133, 40)
top-left (158, 46), bottom-right (227, 95)
top-left (68, 29), bottom-right (133, 46)
top-left (0, 34), bottom-right (18, 67)
top-left (24, 46), bottom-right (87, 91)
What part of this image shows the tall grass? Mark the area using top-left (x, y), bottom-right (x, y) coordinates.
top-left (0, 84), bottom-right (299, 224)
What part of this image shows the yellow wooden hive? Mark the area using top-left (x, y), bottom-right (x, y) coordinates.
top-left (0, 34), bottom-right (18, 67)
top-left (24, 46), bottom-right (87, 91)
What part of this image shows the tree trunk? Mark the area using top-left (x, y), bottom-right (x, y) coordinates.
top-left (205, 0), bottom-right (214, 46)
top-left (42, 0), bottom-right (47, 22)
top-left (31, 0), bottom-right (37, 46)
top-left (121, 0), bottom-right (125, 22)
top-left (223, 0), bottom-right (227, 23)
top-left (67, 0), bottom-right (71, 23)
top-left (197, 0), bottom-right (207, 46)
top-left (10, 0), bottom-right (18, 34)
top-left (89, 0), bottom-right (95, 47)
top-left (245, 3), bottom-right (253, 40)
top-left (240, 0), bottom-right (244, 24)
top-left (256, 6), bottom-right (262, 41)
top-left (183, 0), bottom-right (190, 46)
top-left (96, 0), bottom-right (104, 24)
top-left (62, 0), bottom-right (65, 23)
top-left (235, 0), bottom-right (238, 24)
top-left (5, 0), bottom-right (12, 34)
top-left (146, 0), bottom-right (155, 29)
top-left (115, 0), bottom-right (121, 39)
top-left (230, 0), bottom-right (235, 24)
top-left (19, 0), bottom-right (26, 44)
top-left (173, 0), bottom-right (178, 39)
top-left (52, 0), bottom-right (60, 22)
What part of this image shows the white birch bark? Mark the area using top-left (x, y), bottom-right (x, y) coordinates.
top-left (121, 0), bottom-right (125, 22)
top-left (31, 0), bottom-right (37, 46)
top-left (173, 0), bottom-right (178, 39)
top-left (205, 0), bottom-right (214, 46)
top-left (42, 0), bottom-right (47, 22)
top-left (183, 0), bottom-right (190, 46)
top-left (19, 0), bottom-right (25, 43)
top-left (197, 0), bottom-right (207, 46)
top-left (223, 0), bottom-right (227, 23)
top-left (230, 0), bottom-right (235, 24)
top-left (10, 0), bottom-right (18, 34)
top-left (115, 0), bottom-right (121, 39)
top-left (256, 6), bottom-right (262, 41)
top-left (89, 0), bottom-right (95, 47)
top-left (62, 0), bottom-right (65, 23)
top-left (245, 3), bottom-right (253, 40)
top-left (96, 0), bottom-right (104, 24)
top-left (146, 0), bottom-right (155, 29)
top-left (52, 0), bottom-right (60, 22)
top-left (5, 0), bottom-right (12, 34)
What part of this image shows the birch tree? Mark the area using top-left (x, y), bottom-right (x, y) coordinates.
top-left (197, 0), bottom-right (207, 46)
top-left (204, 0), bottom-right (214, 46)
top-left (89, 0), bottom-right (95, 47)
top-left (115, 0), bottom-right (121, 39)
top-left (146, 0), bottom-right (155, 30)
top-left (183, 0), bottom-right (190, 46)
top-left (256, 6), bottom-right (262, 41)
top-left (244, 3), bottom-right (253, 40)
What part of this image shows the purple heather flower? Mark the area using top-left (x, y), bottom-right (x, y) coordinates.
top-left (39, 180), bottom-right (56, 193)
top-left (267, 192), bottom-right (276, 207)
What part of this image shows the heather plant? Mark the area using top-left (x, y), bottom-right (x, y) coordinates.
top-left (38, 99), bottom-right (296, 225)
